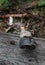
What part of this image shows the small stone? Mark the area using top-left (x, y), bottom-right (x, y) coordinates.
top-left (10, 41), bottom-right (15, 45)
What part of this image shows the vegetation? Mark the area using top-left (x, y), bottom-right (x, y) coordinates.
top-left (0, 0), bottom-right (45, 37)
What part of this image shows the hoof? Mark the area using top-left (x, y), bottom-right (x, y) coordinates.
top-left (20, 45), bottom-right (36, 50)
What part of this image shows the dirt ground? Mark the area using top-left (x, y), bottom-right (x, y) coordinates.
top-left (0, 33), bottom-right (45, 65)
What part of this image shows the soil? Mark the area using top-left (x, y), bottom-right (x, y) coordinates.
top-left (0, 33), bottom-right (45, 65)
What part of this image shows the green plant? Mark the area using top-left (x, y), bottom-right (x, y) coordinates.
top-left (37, 0), bottom-right (45, 7)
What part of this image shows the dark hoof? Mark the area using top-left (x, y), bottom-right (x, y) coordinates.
top-left (20, 45), bottom-right (36, 50)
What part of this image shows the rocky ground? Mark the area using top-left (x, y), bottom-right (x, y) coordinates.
top-left (0, 32), bottom-right (45, 65)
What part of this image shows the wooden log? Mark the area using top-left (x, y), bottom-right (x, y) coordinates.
top-left (0, 13), bottom-right (45, 22)
top-left (0, 13), bottom-right (27, 18)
